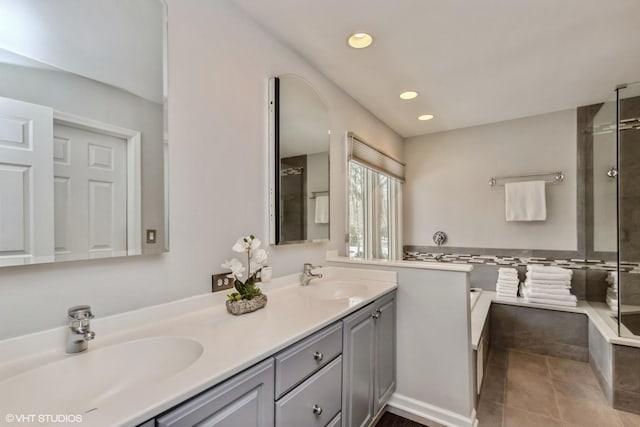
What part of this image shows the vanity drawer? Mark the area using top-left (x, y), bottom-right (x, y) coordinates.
top-left (275, 355), bottom-right (342, 427)
top-left (275, 322), bottom-right (342, 397)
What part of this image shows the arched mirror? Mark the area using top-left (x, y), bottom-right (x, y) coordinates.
top-left (268, 75), bottom-right (330, 245)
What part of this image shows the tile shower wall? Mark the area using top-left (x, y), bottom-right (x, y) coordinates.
top-left (404, 249), bottom-right (640, 302)
top-left (619, 96), bottom-right (640, 263)
top-left (490, 303), bottom-right (589, 361)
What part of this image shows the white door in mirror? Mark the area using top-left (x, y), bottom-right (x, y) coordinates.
top-left (53, 124), bottom-right (127, 260)
top-left (0, 97), bottom-right (54, 266)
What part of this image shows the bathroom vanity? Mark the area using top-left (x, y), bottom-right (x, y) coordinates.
top-left (0, 268), bottom-right (397, 427)
top-left (151, 291), bottom-right (395, 427)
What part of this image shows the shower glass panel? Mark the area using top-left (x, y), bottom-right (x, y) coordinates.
top-left (618, 81), bottom-right (640, 339)
top-left (592, 92), bottom-right (618, 255)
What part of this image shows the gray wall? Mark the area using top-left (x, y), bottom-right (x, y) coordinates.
top-left (404, 109), bottom-right (578, 251)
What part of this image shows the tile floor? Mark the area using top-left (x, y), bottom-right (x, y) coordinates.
top-left (477, 349), bottom-right (640, 427)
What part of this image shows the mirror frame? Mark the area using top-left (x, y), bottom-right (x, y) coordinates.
top-left (268, 75), bottom-right (330, 245)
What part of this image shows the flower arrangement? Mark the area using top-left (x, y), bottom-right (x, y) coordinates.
top-left (222, 235), bottom-right (268, 302)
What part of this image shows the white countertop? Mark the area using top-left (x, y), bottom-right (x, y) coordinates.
top-left (0, 267), bottom-right (397, 427)
top-left (326, 254), bottom-right (474, 273)
top-left (470, 291), bottom-right (640, 350)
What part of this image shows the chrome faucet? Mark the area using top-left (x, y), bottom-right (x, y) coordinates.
top-left (66, 305), bottom-right (96, 354)
top-left (302, 263), bottom-right (323, 286)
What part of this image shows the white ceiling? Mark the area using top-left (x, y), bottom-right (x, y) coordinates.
top-left (233, 0), bottom-right (640, 137)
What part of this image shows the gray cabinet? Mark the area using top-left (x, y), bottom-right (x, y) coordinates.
top-left (374, 293), bottom-right (396, 413)
top-left (156, 358), bottom-right (275, 427)
top-left (275, 322), bottom-right (343, 398)
top-left (342, 291), bottom-right (396, 427)
top-left (140, 292), bottom-right (395, 427)
top-left (274, 322), bottom-right (344, 427)
top-left (275, 356), bottom-right (342, 427)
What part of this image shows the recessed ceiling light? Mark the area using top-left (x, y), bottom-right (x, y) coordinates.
top-left (418, 114), bottom-right (434, 121)
top-left (348, 32), bottom-right (373, 49)
top-left (400, 91), bottom-right (418, 100)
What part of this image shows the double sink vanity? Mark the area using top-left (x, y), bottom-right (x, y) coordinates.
top-left (0, 267), bottom-right (397, 427)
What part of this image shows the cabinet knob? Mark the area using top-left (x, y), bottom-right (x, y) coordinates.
top-left (312, 404), bottom-right (323, 416)
top-left (313, 351), bottom-right (324, 361)
top-left (371, 309), bottom-right (381, 319)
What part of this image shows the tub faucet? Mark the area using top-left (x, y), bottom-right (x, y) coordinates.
top-left (302, 263), bottom-right (323, 286)
top-left (66, 305), bottom-right (96, 354)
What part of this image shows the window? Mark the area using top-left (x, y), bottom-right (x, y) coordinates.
top-left (347, 134), bottom-right (403, 260)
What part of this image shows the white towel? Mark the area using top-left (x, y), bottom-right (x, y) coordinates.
top-left (497, 281), bottom-right (519, 288)
top-left (505, 181), bottom-right (547, 221)
top-left (314, 195), bottom-right (329, 224)
top-left (524, 279), bottom-right (571, 289)
top-left (525, 297), bottom-right (577, 307)
top-left (497, 292), bottom-right (518, 298)
top-left (527, 265), bottom-right (572, 275)
top-left (498, 271), bottom-right (518, 279)
top-left (528, 271), bottom-right (572, 281)
top-left (523, 288), bottom-right (577, 302)
top-left (523, 285), bottom-right (570, 295)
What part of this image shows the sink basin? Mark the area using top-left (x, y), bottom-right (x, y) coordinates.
top-left (0, 336), bottom-right (203, 414)
top-left (302, 280), bottom-right (368, 300)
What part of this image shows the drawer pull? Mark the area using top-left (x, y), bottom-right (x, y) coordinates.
top-left (313, 351), bottom-right (324, 361)
top-left (371, 309), bottom-right (381, 320)
top-left (312, 404), bottom-right (323, 416)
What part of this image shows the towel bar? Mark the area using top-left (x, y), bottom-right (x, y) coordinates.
top-left (489, 171), bottom-right (564, 187)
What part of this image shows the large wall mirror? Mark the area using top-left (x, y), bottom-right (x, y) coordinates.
top-left (0, 0), bottom-right (168, 266)
top-left (269, 75), bottom-right (330, 245)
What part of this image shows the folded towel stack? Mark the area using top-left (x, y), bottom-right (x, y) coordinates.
top-left (522, 264), bottom-right (577, 307)
top-left (606, 271), bottom-right (618, 312)
top-left (496, 268), bottom-right (520, 298)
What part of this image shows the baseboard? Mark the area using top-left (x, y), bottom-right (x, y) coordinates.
top-left (387, 393), bottom-right (477, 427)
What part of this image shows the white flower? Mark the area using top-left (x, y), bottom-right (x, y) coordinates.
top-left (253, 248), bottom-right (267, 265)
top-left (250, 237), bottom-right (261, 250)
top-left (250, 248), bottom-right (268, 274)
top-left (231, 235), bottom-right (261, 253)
top-left (232, 238), bottom-right (247, 253)
top-left (222, 258), bottom-right (246, 282)
top-left (224, 234), bottom-right (265, 284)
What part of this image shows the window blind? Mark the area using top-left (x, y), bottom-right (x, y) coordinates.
top-left (347, 132), bottom-right (405, 182)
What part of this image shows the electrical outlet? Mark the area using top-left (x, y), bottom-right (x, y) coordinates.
top-left (212, 273), bottom-right (234, 293)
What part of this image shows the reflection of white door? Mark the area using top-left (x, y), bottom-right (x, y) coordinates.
top-left (0, 97), bottom-right (54, 265)
top-left (53, 123), bottom-right (127, 260)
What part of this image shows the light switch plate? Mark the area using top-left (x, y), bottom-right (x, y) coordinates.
top-left (212, 273), bottom-right (234, 293)
top-left (146, 229), bottom-right (157, 244)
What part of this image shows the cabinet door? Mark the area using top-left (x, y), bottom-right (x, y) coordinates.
top-left (156, 359), bottom-right (274, 427)
top-left (374, 293), bottom-right (397, 414)
top-left (342, 303), bottom-right (376, 427)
